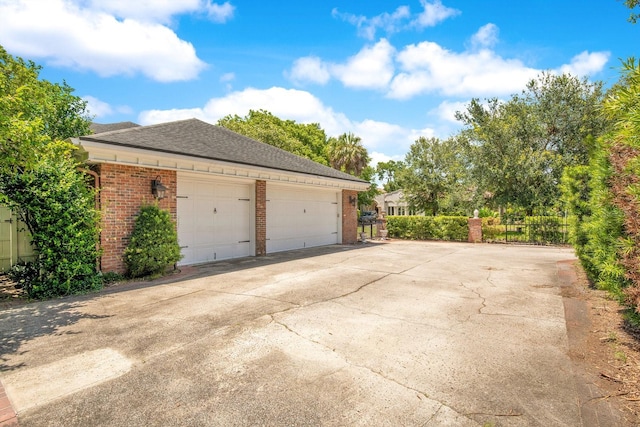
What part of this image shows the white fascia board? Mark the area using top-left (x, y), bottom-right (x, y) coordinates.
top-left (75, 139), bottom-right (370, 192)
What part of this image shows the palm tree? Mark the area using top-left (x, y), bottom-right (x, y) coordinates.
top-left (327, 132), bottom-right (370, 176)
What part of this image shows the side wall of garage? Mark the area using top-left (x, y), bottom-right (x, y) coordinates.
top-left (98, 164), bottom-right (177, 274)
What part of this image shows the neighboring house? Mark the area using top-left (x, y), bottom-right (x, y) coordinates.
top-left (374, 190), bottom-right (412, 216)
top-left (73, 118), bottom-right (369, 274)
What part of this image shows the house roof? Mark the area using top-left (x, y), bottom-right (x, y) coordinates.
top-left (80, 118), bottom-right (367, 184)
top-left (90, 122), bottom-right (140, 134)
top-left (375, 190), bottom-right (406, 205)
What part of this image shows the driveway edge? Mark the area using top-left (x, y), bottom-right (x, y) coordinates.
top-left (0, 380), bottom-right (18, 427)
top-left (559, 260), bottom-right (626, 426)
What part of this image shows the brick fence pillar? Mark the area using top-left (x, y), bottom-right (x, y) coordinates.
top-left (255, 180), bottom-right (267, 256)
top-left (342, 190), bottom-right (358, 244)
top-left (468, 217), bottom-right (482, 243)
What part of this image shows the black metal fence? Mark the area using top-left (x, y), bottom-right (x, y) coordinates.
top-left (358, 220), bottom-right (378, 239)
top-left (483, 215), bottom-right (569, 245)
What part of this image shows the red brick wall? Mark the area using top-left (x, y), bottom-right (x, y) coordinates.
top-left (255, 180), bottom-right (267, 256)
top-left (468, 217), bottom-right (482, 243)
top-left (342, 190), bottom-right (358, 244)
top-left (97, 164), bottom-right (177, 274)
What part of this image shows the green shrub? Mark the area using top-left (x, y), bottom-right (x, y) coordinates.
top-left (0, 142), bottom-right (102, 298)
top-left (7, 260), bottom-right (39, 293)
top-left (481, 217), bottom-right (502, 241)
top-left (124, 205), bottom-right (182, 278)
top-left (101, 271), bottom-right (125, 284)
top-left (386, 215), bottom-right (468, 241)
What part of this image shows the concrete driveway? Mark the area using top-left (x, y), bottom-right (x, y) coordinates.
top-left (0, 241), bottom-right (606, 426)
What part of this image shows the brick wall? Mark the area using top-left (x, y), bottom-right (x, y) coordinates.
top-left (342, 190), bottom-right (358, 244)
top-left (98, 164), bottom-right (177, 274)
top-left (255, 180), bottom-right (267, 256)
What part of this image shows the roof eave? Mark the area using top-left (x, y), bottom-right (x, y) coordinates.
top-left (75, 138), bottom-right (370, 191)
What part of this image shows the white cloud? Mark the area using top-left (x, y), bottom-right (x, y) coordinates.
top-left (220, 72), bottom-right (235, 82)
top-left (86, 0), bottom-right (199, 23)
top-left (333, 1), bottom-right (457, 40)
top-left (332, 6), bottom-right (410, 40)
top-left (369, 151), bottom-right (405, 168)
top-left (330, 39), bottom-right (396, 89)
top-left (140, 87), bottom-right (351, 137)
top-left (84, 96), bottom-right (113, 118)
top-left (286, 40), bottom-right (395, 89)
top-left (287, 22), bottom-right (610, 101)
top-left (411, 0), bottom-right (460, 28)
top-left (85, 0), bottom-right (234, 23)
top-left (469, 23), bottom-right (499, 50)
top-left (83, 95), bottom-right (133, 118)
top-left (558, 51), bottom-right (610, 77)
top-left (431, 100), bottom-right (469, 124)
top-left (138, 86), bottom-right (430, 159)
top-left (352, 119), bottom-right (412, 151)
top-left (288, 56), bottom-right (331, 85)
top-left (205, 1), bottom-right (235, 23)
top-left (0, 0), bottom-right (211, 81)
top-left (389, 40), bottom-right (541, 98)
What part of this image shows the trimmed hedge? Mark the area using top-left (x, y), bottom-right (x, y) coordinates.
top-left (386, 215), bottom-right (468, 241)
top-left (124, 205), bottom-right (182, 278)
top-left (481, 217), bottom-right (502, 241)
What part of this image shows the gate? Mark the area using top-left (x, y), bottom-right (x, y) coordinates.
top-left (498, 214), bottom-right (569, 245)
top-left (0, 205), bottom-right (36, 271)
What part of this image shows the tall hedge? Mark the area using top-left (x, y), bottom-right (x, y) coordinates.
top-left (386, 216), bottom-right (468, 241)
top-left (561, 59), bottom-right (640, 315)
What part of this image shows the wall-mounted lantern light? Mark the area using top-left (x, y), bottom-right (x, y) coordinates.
top-left (151, 176), bottom-right (168, 200)
top-left (349, 195), bottom-right (357, 207)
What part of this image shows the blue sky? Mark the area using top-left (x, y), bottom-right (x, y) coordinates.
top-left (0, 0), bottom-right (637, 165)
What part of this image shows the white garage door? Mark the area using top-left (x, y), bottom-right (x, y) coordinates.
top-left (267, 186), bottom-right (339, 253)
top-left (177, 176), bottom-right (253, 265)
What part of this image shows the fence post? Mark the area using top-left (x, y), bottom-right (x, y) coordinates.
top-left (468, 211), bottom-right (482, 243)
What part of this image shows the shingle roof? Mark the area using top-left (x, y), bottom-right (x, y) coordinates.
top-left (90, 122), bottom-right (140, 134)
top-left (80, 118), bottom-right (367, 183)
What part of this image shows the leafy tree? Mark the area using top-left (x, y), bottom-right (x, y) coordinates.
top-left (0, 45), bottom-right (100, 298)
top-left (356, 165), bottom-right (379, 208)
top-left (623, 0), bottom-right (640, 23)
top-left (522, 72), bottom-right (607, 167)
top-left (456, 73), bottom-right (607, 212)
top-left (376, 160), bottom-right (405, 192)
top-left (217, 110), bottom-right (329, 165)
top-left (398, 136), bottom-right (467, 216)
top-left (327, 132), bottom-right (370, 176)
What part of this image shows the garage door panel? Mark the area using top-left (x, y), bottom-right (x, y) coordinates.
top-left (266, 187), bottom-right (339, 253)
top-left (177, 177), bottom-right (253, 265)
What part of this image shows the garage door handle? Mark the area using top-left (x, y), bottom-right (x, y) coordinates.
top-left (238, 240), bottom-right (250, 243)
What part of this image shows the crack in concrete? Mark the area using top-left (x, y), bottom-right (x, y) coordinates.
top-left (459, 282), bottom-right (487, 316)
top-left (328, 300), bottom-right (449, 335)
top-left (269, 313), bottom-right (475, 426)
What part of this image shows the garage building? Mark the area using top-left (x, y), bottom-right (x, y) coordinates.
top-left (73, 119), bottom-right (369, 274)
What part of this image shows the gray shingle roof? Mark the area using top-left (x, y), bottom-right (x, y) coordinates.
top-left (90, 122), bottom-right (140, 134)
top-left (80, 118), bottom-right (367, 183)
